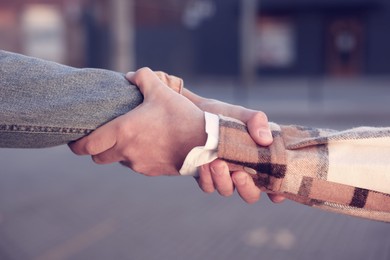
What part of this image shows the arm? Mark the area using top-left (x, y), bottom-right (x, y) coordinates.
top-left (218, 116), bottom-right (390, 222)
top-left (181, 88), bottom-right (285, 203)
top-left (70, 68), bottom-right (207, 175)
top-left (0, 50), bottom-right (181, 148)
top-left (70, 68), bottom-right (283, 203)
top-left (0, 51), bottom-right (272, 202)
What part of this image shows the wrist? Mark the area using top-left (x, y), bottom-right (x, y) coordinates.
top-left (185, 110), bottom-right (207, 153)
top-left (173, 109), bottom-right (207, 172)
top-left (179, 112), bottom-right (219, 176)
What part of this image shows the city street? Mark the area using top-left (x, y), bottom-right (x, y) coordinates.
top-left (1, 78), bottom-right (389, 260)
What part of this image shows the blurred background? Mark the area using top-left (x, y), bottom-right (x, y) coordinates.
top-left (0, 0), bottom-right (390, 259)
top-left (2, 0), bottom-right (390, 77)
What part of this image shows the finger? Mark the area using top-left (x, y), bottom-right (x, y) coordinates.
top-left (267, 194), bottom-right (286, 204)
top-left (197, 164), bottom-right (215, 194)
top-left (209, 160), bottom-right (234, 197)
top-left (91, 145), bottom-right (124, 165)
top-left (85, 111), bottom-right (139, 163)
top-left (125, 71), bottom-right (135, 80)
top-left (125, 68), bottom-right (165, 97)
top-left (247, 111), bottom-right (273, 146)
top-left (232, 171), bottom-right (261, 204)
top-left (68, 119), bottom-right (119, 156)
top-left (120, 161), bottom-right (133, 169)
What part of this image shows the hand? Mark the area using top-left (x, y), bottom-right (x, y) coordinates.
top-left (69, 68), bottom-right (206, 176)
top-left (182, 89), bottom-right (285, 204)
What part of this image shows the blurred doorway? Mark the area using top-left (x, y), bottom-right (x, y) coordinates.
top-left (326, 17), bottom-right (364, 77)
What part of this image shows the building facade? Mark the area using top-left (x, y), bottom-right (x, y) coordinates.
top-left (135, 0), bottom-right (390, 77)
top-left (257, 0), bottom-right (390, 77)
top-left (1, 0), bottom-right (389, 77)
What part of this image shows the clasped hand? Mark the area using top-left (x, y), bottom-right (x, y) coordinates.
top-left (69, 68), bottom-right (285, 204)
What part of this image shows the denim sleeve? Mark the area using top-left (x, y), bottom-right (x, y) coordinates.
top-left (0, 50), bottom-right (143, 148)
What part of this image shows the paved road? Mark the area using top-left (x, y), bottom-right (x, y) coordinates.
top-left (1, 78), bottom-right (389, 260)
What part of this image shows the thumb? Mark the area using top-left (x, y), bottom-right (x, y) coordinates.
top-left (247, 112), bottom-right (273, 146)
top-left (126, 67), bottom-right (164, 98)
top-left (68, 118), bottom-right (118, 156)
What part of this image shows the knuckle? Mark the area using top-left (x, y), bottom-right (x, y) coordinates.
top-left (68, 142), bottom-right (83, 155)
top-left (120, 147), bottom-right (134, 163)
top-left (210, 161), bottom-right (228, 176)
top-left (254, 111), bottom-right (268, 123)
top-left (120, 161), bottom-right (132, 169)
top-left (199, 182), bottom-right (215, 194)
top-left (138, 67), bottom-right (151, 72)
top-left (83, 140), bottom-right (99, 155)
top-left (199, 164), bottom-right (211, 175)
top-left (135, 67), bottom-right (152, 82)
top-left (91, 155), bottom-right (104, 165)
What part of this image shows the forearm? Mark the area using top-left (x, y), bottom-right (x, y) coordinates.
top-left (217, 116), bottom-right (390, 222)
top-left (0, 51), bottom-right (181, 148)
top-left (0, 50), bottom-right (141, 148)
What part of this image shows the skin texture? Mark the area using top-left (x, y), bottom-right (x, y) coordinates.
top-left (69, 68), bottom-right (285, 203)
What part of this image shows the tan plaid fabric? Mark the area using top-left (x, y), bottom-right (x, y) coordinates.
top-left (165, 76), bottom-right (390, 222)
top-left (218, 116), bottom-right (390, 222)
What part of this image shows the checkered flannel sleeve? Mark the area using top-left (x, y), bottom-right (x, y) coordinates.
top-left (217, 116), bottom-right (390, 222)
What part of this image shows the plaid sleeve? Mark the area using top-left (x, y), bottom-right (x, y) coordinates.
top-left (217, 115), bottom-right (390, 222)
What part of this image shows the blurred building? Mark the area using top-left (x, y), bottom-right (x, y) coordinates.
top-left (0, 0), bottom-right (127, 69)
top-left (257, 0), bottom-right (390, 77)
top-left (1, 0), bottom-right (389, 77)
top-left (135, 0), bottom-right (390, 77)
top-left (0, 0), bottom-right (87, 67)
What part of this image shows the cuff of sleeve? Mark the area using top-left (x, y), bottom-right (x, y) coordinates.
top-left (179, 112), bottom-right (219, 176)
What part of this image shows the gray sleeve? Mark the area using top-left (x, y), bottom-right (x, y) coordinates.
top-left (0, 50), bottom-right (143, 148)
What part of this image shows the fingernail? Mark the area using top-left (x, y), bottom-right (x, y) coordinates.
top-left (233, 174), bottom-right (247, 186)
top-left (258, 128), bottom-right (272, 142)
top-left (125, 72), bottom-right (134, 79)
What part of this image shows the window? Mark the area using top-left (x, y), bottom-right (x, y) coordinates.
top-left (255, 16), bottom-right (296, 69)
top-left (21, 4), bottom-right (65, 63)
